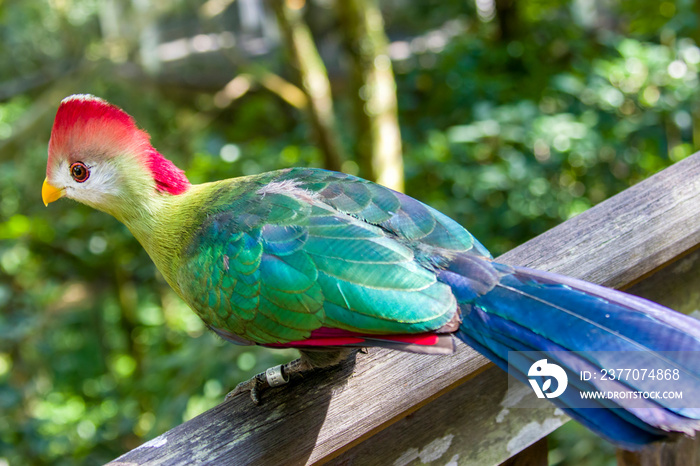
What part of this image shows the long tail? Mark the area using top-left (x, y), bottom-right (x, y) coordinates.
top-left (439, 255), bottom-right (700, 449)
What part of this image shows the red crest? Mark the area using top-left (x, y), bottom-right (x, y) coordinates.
top-left (48, 95), bottom-right (189, 195)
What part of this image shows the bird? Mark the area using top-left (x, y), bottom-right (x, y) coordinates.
top-left (42, 94), bottom-right (700, 450)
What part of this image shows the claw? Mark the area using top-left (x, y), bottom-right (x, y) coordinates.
top-left (225, 372), bottom-right (269, 405)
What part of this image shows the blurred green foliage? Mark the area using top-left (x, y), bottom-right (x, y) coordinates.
top-left (1, 0), bottom-right (699, 464)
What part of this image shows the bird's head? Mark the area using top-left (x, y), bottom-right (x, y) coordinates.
top-left (42, 95), bottom-right (190, 218)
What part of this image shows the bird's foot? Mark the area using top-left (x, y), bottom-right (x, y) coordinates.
top-left (225, 358), bottom-right (314, 405)
top-left (225, 371), bottom-right (269, 405)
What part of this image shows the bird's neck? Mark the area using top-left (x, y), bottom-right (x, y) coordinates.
top-left (117, 183), bottom-right (214, 296)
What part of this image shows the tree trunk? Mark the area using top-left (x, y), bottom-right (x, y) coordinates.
top-left (495, 0), bottom-right (519, 41)
top-left (269, 0), bottom-right (344, 172)
top-left (337, 0), bottom-right (404, 191)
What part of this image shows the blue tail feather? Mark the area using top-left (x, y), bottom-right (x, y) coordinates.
top-left (457, 324), bottom-right (671, 448)
top-left (460, 310), bottom-right (700, 432)
top-left (445, 260), bottom-right (700, 448)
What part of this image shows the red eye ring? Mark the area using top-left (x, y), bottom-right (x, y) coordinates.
top-left (70, 162), bottom-right (90, 183)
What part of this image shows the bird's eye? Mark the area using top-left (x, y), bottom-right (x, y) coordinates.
top-left (70, 162), bottom-right (90, 183)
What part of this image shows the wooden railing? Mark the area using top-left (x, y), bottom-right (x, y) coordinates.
top-left (107, 153), bottom-right (700, 466)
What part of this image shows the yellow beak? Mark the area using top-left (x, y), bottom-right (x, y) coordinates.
top-left (42, 178), bottom-right (64, 206)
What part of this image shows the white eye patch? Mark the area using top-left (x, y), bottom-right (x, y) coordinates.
top-left (52, 160), bottom-right (121, 206)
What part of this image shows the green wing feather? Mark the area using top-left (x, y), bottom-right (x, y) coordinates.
top-left (177, 168), bottom-right (489, 345)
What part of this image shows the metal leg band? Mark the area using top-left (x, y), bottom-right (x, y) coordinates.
top-left (266, 365), bottom-right (289, 387)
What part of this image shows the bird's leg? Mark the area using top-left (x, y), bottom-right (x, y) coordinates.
top-left (224, 358), bottom-right (314, 404)
top-left (225, 348), bottom-right (357, 404)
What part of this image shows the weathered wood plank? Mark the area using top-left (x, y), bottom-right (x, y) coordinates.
top-left (326, 364), bottom-right (564, 466)
top-left (626, 245), bottom-right (700, 317)
top-left (108, 153), bottom-right (700, 466)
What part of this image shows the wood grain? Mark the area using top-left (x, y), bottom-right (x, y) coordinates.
top-left (107, 153), bottom-right (700, 466)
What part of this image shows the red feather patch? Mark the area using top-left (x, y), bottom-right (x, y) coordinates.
top-left (49, 95), bottom-right (190, 195)
top-left (145, 147), bottom-right (191, 195)
top-left (267, 327), bottom-right (443, 349)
